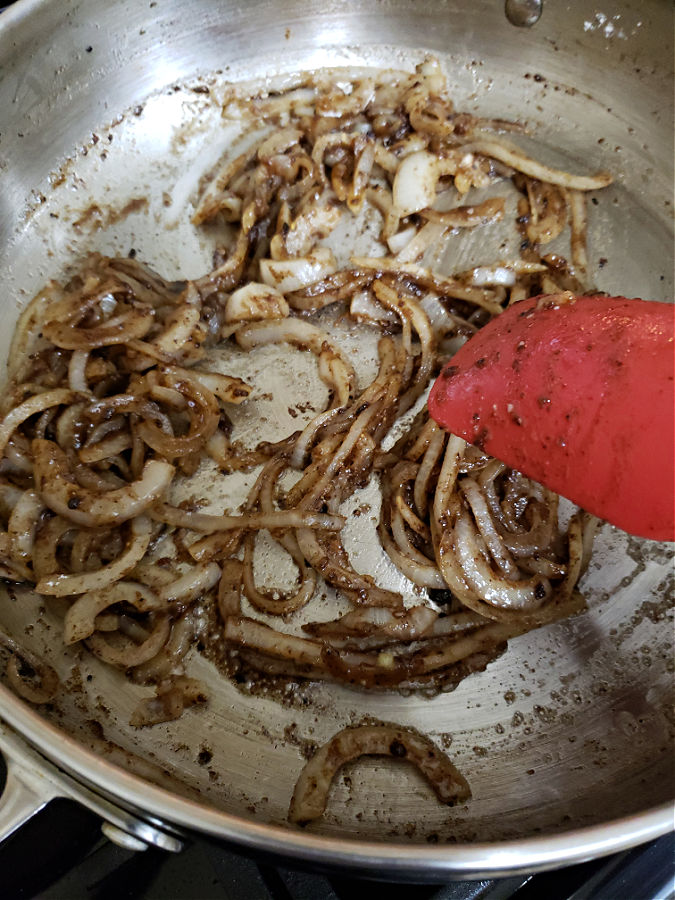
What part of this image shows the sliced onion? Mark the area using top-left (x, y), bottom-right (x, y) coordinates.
top-left (453, 508), bottom-right (551, 610)
top-left (235, 317), bottom-right (355, 405)
top-left (225, 282), bottom-right (289, 323)
top-left (7, 490), bottom-right (44, 568)
top-left (421, 197), bottom-right (505, 228)
top-left (33, 438), bottom-right (174, 527)
top-left (460, 477), bottom-right (520, 579)
top-left (78, 431), bottom-right (133, 464)
top-left (129, 675), bottom-right (207, 727)
top-left (64, 581), bottom-right (160, 644)
top-left (150, 501), bottom-right (344, 534)
top-left (68, 351), bottom-right (91, 392)
top-left (35, 516), bottom-right (152, 597)
top-left (351, 257), bottom-right (503, 315)
top-left (87, 615), bottom-right (171, 668)
top-left (465, 138), bottom-right (613, 190)
top-left (386, 225), bottom-right (417, 255)
top-left (224, 615), bottom-right (324, 666)
top-left (130, 614), bottom-right (196, 682)
top-left (284, 201), bottom-right (342, 257)
top-left (191, 146), bottom-right (257, 225)
top-left (378, 525), bottom-right (446, 590)
top-left (566, 189), bottom-right (589, 281)
top-left (217, 559), bottom-right (243, 619)
top-left (1, 634), bottom-right (59, 704)
top-left (288, 724), bottom-right (470, 824)
top-left (151, 305), bottom-right (201, 353)
top-left (296, 528), bottom-right (403, 609)
top-left (392, 151), bottom-right (440, 216)
top-left (242, 532), bottom-right (316, 616)
top-left (135, 367), bottom-right (220, 458)
top-left (43, 308), bottom-right (154, 350)
top-left (173, 367), bottom-right (252, 405)
top-left (260, 248), bottom-right (337, 293)
top-left (156, 561), bottom-right (221, 607)
top-left (290, 407), bottom-right (344, 470)
top-left (0, 389), bottom-right (86, 458)
top-left (304, 605), bottom-right (437, 642)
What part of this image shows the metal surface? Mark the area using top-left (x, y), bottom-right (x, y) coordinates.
top-left (0, 720), bottom-right (185, 851)
top-left (0, 0), bottom-right (673, 880)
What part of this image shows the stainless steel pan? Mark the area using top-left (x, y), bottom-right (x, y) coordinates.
top-left (0, 0), bottom-right (672, 880)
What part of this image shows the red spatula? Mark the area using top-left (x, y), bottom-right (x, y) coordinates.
top-left (428, 293), bottom-right (675, 541)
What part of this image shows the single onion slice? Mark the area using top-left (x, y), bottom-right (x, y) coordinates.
top-left (68, 350), bottom-right (90, 391)
top-left (0, 633), bottom-right (60, 704)
top-left (7, 490), bottom-right (45, 568)
top-left (156, 561), bottom-right (221, 608)
top-left (303, 605), bottom-right (438, 642)
top-left (463, 138), bottom-right (613, 190)
top-left (129, 675), bottom-right (208, 727)
top-left (182, 369), bottom-right (252, 405)
top-left (151, 305), bottom-right (200, 353)
top-left (259, 248), bottom-right (336, 294)
top-left (288, 723), bottom-right (471, 825)
top-left (225, 282), bottom-right (289, 323)
top-left (392, 150), bottom-right (441, 216)
top-left (224, 615), bottom-right (324, 666)
top-left (150, 502), bottom-right (345, 534)
top-left (87, 615), bottom-right (171, 668)
top-left (217, 559), bottom-right (244, 619)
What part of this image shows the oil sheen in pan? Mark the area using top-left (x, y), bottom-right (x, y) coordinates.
top-left (0, 58), bottom-right (672, 843)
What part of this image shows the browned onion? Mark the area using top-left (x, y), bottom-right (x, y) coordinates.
top-left (43, 308), bottom-right (154, 351)
top-left (129, 675), bottom-right (208, 727)
top-left (0, 63), bottom-right (609, 741)
top-left (288, 723), bottom-right (470, 825)
top-left (33, 438), bottom-right (174, 527)
top-left (35, 516), bottom-right (152, 597)
top-left (1, 633), bottom-right (59, 704)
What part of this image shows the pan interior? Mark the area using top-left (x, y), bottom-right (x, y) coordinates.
top-left (0, 4), bottom-right (672, 848)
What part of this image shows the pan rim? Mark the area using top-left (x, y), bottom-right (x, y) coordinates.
top-left (0, 683), bottom-right (671, 877)
top-left (1, 0), bottom-right (672, 879)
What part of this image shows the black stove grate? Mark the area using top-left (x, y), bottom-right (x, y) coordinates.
top-left (0, 793), bottom-right (673, 900)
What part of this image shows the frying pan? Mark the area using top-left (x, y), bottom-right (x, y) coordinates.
top-left (0, 0), bottom-right (673, 881)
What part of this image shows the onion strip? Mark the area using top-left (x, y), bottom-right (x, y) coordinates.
top-left (288, 724), bottom-right (470, 824)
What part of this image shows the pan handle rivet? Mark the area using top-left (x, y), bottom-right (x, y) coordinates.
top-left (504, 0), bottom-right (543, 27)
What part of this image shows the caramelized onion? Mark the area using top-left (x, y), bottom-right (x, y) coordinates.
top-left (35, 516), bottom-right (152, 597)
top-left (464, 138), bottom-right (613, 190)
top-left (87, 615), bottom-right (171, 667)
top-left (130, 675), bottom-right (207, 727)
top-left (288, 724), bottom-right (470, 824)
top-left (33, 439), bottom-right (174, 527)
top-left (0, 63), bottom-right (608, 740)
top-left (0, 389), bottom-right (86, 458)
top-left (43, 308), bottom-right (154, 350)
top-left (64, 581), bottom-right (160, 644)
top-left (1, 633), bottom-right (59, 704)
